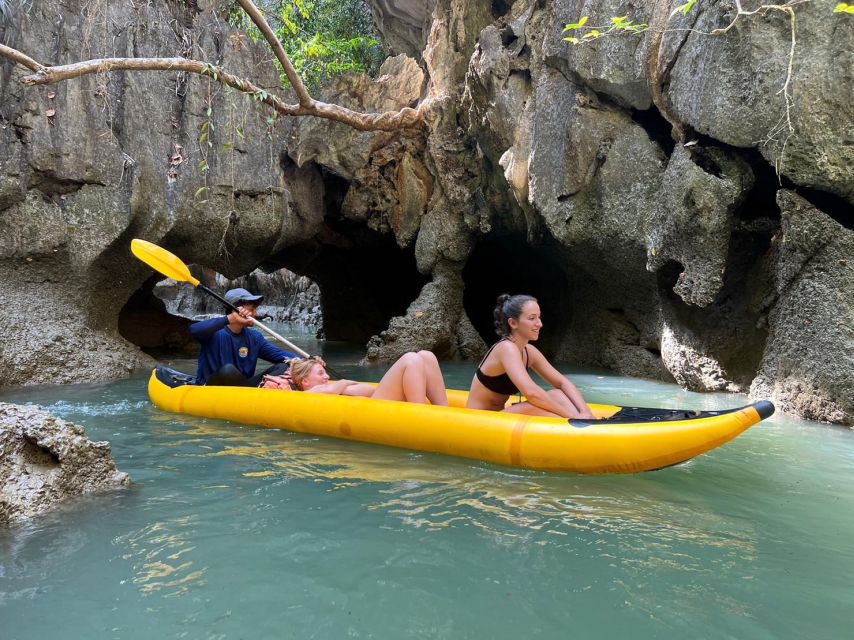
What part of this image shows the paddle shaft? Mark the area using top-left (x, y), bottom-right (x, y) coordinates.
top-left (200, 284), bottom-right (345, 380)
top-left (199, 284), bottom-right (309, 357)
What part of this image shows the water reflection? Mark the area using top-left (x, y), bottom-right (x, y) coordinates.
top-left (115, 516), bottom-right (206, 597)
top-left (159, 416), bottom-right (759, 564)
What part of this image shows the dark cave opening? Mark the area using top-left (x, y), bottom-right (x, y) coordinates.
top-left (266, 166), bottom-right (429, 344)
top-left (630, 105), bottom-right (676, 157)
top-left (118, 165), bottom-right (428, 356)
top-left (118, 274), bottom-right (196, 358)
top-left (655, 259), bottom-right (684, 297)
top-left (462, 235), bottom-right (571, 356)
top-left (737, 148), bottom-right (783, 222)
top-left (730, 146), bottom-right (851, 230)
top-left (787, 183), bottom-right (854, 231)
top-left (491, 0), bottom-right (512, 19)
top-left (271, 219), bottom-right (428, 344)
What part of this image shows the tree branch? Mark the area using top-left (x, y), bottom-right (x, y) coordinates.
top-left (0, 43), bottom-right (42, 72)
top-left (236, 0), bottom-right (312, 107)
top-left (0, 49), bottom-right (423, 132)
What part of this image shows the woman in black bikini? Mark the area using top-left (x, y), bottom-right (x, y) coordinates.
top-left (466, 294), bottom-right (595, 419)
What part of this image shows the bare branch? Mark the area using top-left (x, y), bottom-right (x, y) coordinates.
top-left (0, 49), bottom-right (424, 132)
top-left (0, 43), bottom-right (43, 72)
top-left (236, 0), bottom-right (312, 107)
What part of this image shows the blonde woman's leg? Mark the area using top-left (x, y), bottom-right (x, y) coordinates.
top-left (416, 351), bottom-right (448, 406)
top-left (372, 352), bottom-right (427, 403)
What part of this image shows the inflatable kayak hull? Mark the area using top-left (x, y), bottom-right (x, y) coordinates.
top-left (148, 367), bottom-right (774, 474)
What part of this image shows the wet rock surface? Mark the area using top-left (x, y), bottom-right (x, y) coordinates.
top-left (749, 191), bottom-right (854, 425)
top-left (0, 403), bottom-right (130, 527)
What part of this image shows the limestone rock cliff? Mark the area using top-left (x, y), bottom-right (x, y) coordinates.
top-left (1, 0), bottom-right (852, 425)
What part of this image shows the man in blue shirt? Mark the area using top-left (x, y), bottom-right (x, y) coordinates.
top-left (189, 287), bottom-right (298, 386)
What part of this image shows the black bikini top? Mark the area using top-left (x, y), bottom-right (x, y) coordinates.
top-left (475, 338), bottom-right (529, 396)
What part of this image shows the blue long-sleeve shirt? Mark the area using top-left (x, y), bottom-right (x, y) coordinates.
top-left (189, 316), bottom-right (297, 385)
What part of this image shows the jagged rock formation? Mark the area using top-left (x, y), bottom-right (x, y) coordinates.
top-left (0, 402), bottom-right (129, 526)
top-left (153, 266), bottom-right (322, 327)
top-left (1, 0), bottom-right (852, 425)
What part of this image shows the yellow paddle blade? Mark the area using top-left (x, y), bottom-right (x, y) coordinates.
top-left (130, 239), bottom-right (200, 286)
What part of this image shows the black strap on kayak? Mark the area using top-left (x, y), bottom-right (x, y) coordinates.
top-left (155, 365), bottom-right (197, 388)
top-left (569, 406), bottom-right (719, 428)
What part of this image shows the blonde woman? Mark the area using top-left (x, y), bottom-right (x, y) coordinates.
top-left (282, 351), bottom-right (448, 406)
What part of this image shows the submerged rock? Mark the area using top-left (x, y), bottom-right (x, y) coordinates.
top-left (0, 403), bottom-right (130, 527)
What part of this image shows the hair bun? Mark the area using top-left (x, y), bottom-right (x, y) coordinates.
top-left (496, 293), bottom-right (511, 305)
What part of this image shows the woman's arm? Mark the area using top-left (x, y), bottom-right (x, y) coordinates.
top-left (341, 383), bottom-right (375, 397)
top-left (497, 344), bottom-right (579, 418)
top-left (306, 379), bottom-right (360, 395)
top-left (527, 347), bottom-right (595, 419)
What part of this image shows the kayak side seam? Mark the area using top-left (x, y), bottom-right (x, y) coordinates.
top-left (509, 417), bottom-right (529, 467)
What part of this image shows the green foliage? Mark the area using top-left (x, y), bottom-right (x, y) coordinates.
top-left (834, 3), bottom-right (854, 13)
top-left (563, 14), bottom-right (648, 45)
top-left (226, 0), bottom-right (384, 92)
top-left (673, 0), bottom-right (698, 17)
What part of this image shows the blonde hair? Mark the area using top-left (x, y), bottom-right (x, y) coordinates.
top-left (288, 358), bottom-right (324, 390)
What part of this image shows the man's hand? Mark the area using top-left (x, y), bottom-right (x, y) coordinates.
top-left (312, 355), bottom-right (327, 368)
top-left (227, 306), bottom-right (255, 328)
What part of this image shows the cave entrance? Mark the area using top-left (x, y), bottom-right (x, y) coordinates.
top-left (462, 235), bottom-right (571, 356)
top-left (269, 219), bottom-right (429, 344)
top-left (119, 231), bottom-right (427, 357)
top-left (118, 274), bottom-right (197, 358)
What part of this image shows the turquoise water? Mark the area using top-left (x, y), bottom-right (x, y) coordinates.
top-left (1, 331), bottom-right (853, 639)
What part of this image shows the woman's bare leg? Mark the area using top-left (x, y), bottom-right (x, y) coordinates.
top-left (416, 351), bottom-right (448, 406)
top-left (372, 352), bottom-right (427, 403)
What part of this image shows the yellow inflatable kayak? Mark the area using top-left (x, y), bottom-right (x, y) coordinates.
top-left (148, 367), bottom-right (774, 474)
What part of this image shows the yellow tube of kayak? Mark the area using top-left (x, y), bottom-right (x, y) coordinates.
top-left (148, 371), bottom-right (767, 474)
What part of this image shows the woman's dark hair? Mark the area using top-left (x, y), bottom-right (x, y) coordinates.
top-left (493, 294), bottom-right (537, 337)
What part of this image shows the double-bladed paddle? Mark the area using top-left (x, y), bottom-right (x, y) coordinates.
top-left (131, 238), bottom-right (341, 378)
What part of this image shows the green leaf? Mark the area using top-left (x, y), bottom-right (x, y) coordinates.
top-left (563, 36), bottom-right (580, 44)
top-left (582, 30), bottom-right (602, 39)
top-left (194, 186), bottom-right (207, 199)
top-left (563, 16), bottom-right (588, 31)
top-left (197, 160), bottom-right (208, 172)
top-left (678, 0), bottom-right (698, 15)
top-left (294, 0), bottom-right (310, 19)
top-left (834, 3), bottom-right (854, 13)
top-left (199, 132), bottom-right (208, 145)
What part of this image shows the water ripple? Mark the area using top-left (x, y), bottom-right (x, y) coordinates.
top-left (114, 516), bottom-right (206, 597)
